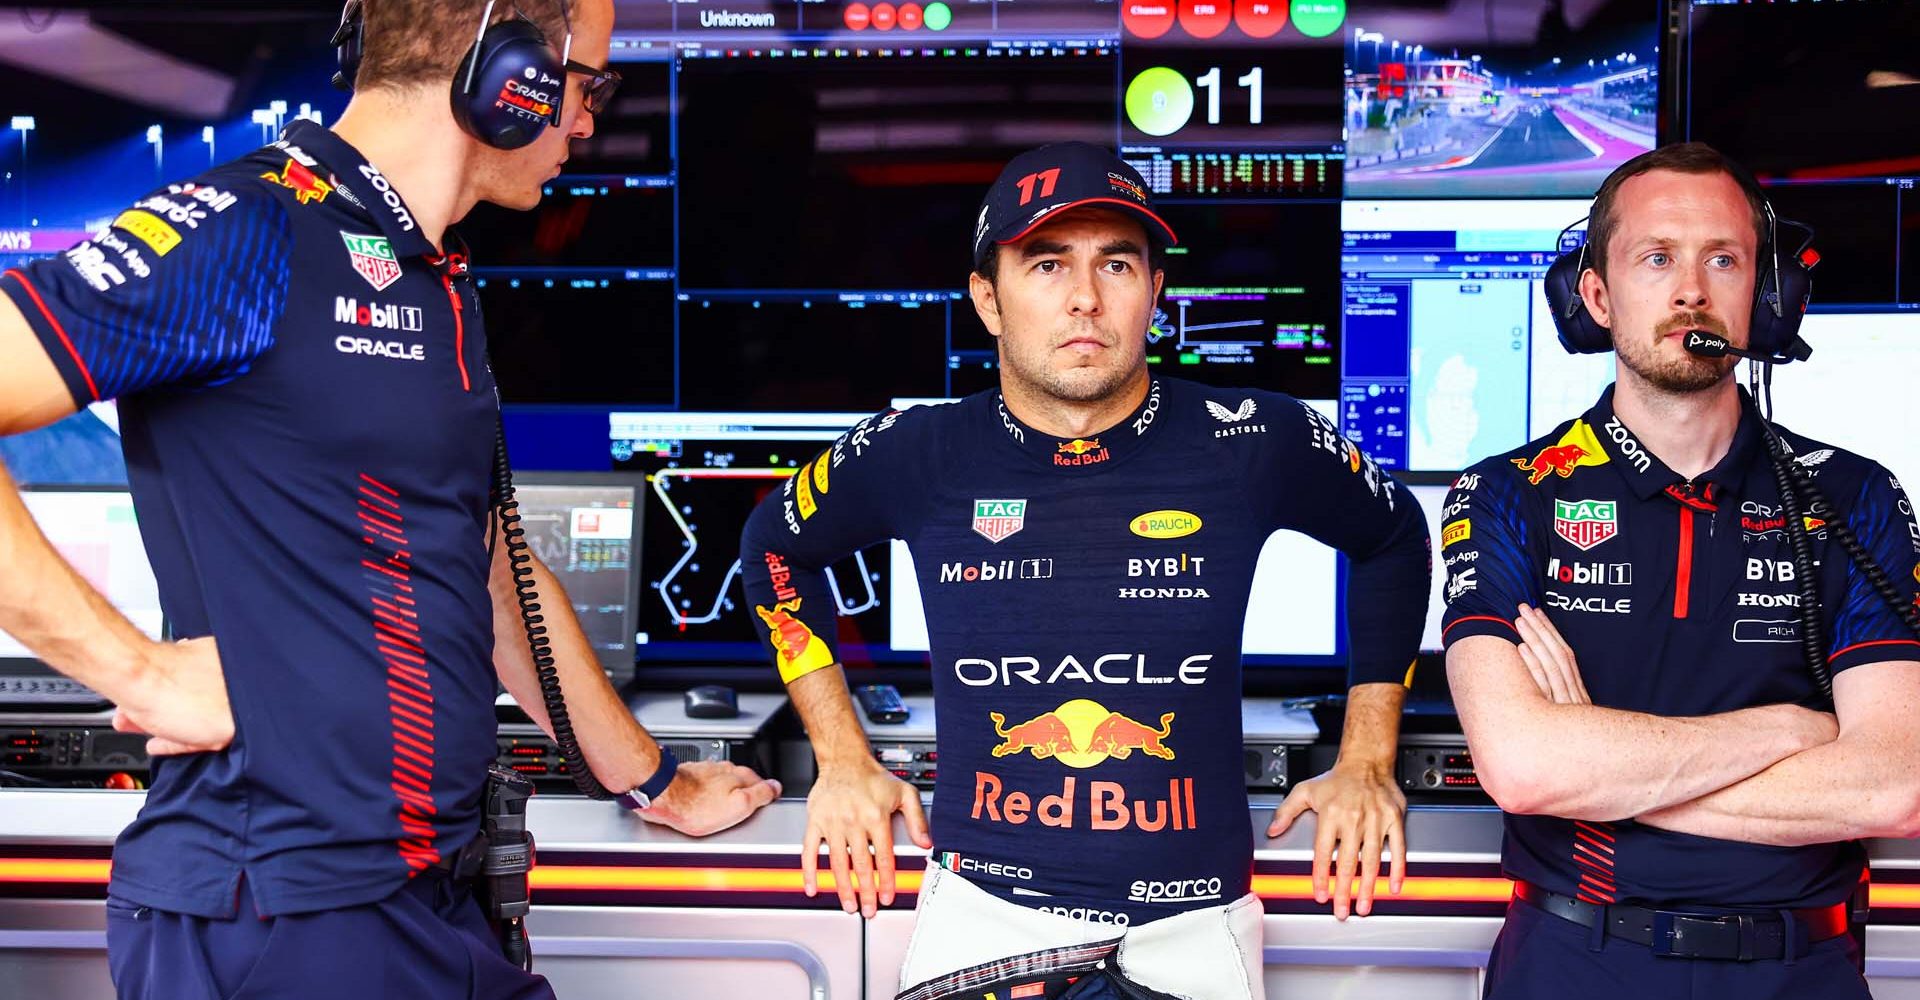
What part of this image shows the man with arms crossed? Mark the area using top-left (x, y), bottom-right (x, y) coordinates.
top-left (740, 143), bottom-right (1431, 999)
top-left (0, 3), bottom-right (776, 997)
top-left (1442, 143), bottom-right (1920, 999)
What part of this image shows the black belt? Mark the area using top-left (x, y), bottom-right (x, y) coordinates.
top-left (1514, 881), bottom-right (1850, 961)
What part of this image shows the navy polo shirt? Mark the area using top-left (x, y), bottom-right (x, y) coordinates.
top-left (1441, 384), bottom-right (1920, 909)
top-left (2, 121), bottom-right (502, 918)
top-left (739, 377), bottom-right (1431, 925)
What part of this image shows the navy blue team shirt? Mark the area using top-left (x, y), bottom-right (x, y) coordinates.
top-left (2, 121), bottom-right (501, 918)
top-left (740, 377), bottom-right (1430, 925)
top-left (1441, 384), bottom-right (1920, 910)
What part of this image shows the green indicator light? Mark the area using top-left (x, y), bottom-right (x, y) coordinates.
top-left (1289, 0), bottom-right (1345, 37)
top-left (924, 2), bottom-right (952, 30)
top-left (1125, 67), bottom-right (1192, 138)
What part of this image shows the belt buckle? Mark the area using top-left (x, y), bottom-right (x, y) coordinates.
top-left (1651, 911), bottom-right (1751, 960)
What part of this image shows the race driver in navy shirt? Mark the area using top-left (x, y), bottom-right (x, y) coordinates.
top-left (0, 2), bottom-right (776, 997)
top-left (739, 143), bottom-right (1432, 999)
top-left (1442, 143), bottom-right (1920, 999)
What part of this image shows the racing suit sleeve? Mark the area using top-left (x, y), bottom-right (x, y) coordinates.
top-left (1437, 462), bottom-right (1540, 648)
top-left (1826, 464), bottom-right (1920, 674)
top-left (1247, 396), bottom-right (1431, 687)
top-left (0, 180), bottom-right (291, 405)
top-left (738, 405), bottom-right (936, 683)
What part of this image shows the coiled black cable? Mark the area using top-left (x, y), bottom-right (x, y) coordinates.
top-left (1751, 367), bottom-right (1920, 704)
top-left (492, 417), bottom-right (613, 799)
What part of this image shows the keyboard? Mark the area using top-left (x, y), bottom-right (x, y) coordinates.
top-left (0, 675), bottom-right (110, 707)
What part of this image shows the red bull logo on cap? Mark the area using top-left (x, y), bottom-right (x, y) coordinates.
top-left (988, 699), bottom-right (1174, 767)
top-left (260, 158), bottom-right (334, 206)
top-left (1511, 420), bottom-right (1611, 486)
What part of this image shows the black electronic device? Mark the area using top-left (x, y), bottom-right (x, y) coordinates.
top-left (683, 684), bottom-right (739, 720)
top-left (0, 718), bottom-right (151, 789)
top-left (854, 684), bottom-right (909, 725)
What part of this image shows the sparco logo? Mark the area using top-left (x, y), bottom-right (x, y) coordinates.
top-left (335, 296), bottom-right (422, 332)
top-left (335, 336), bottom-right (425, 361)
top-left (1128, 876), bottom-right (1223, 904)
top-left (1038, 905), bottom-right (1130, 926)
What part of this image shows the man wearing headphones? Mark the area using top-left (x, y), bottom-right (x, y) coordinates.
top-left (0, 2), bottom-right (777, 996)
top-left (1440, 142), bottom-right (1920, 998)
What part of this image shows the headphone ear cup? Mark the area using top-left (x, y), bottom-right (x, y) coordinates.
top-left (451, 19), bottom-right (564, 151)
top-left (1544, 249), bottom-right (1613, 354)
top-left (331, 0), bottom-right (364, 92)
top-left (1749, 251), bottom-right (1813, 358)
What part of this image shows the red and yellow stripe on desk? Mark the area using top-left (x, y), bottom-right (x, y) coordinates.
top-left (5, 858), bottom-right (1920, 909)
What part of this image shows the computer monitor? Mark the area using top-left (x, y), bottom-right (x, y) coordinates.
top-left (609, 410), bottom-right (907, 664)
top-left (1682, 0), bottom-right (1920, 310)
top-left (1341, 198), bottom-right (1615, 473)
top-left (1410, 483), bottom-right (1453, 654)
top-left (1343, 4), bottom-right (1659, 198)
top-left (0, 487), bottom-right (164, 670)
top-left (504, 473), bottom-right (646, 683)
top-left (1763, 313), bottom-right (1920, 495)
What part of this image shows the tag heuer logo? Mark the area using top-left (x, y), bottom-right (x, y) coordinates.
top-left (972, 498), bottom-right (1027, 544)
top-left (341, 231), bottom-right (402, 291)
top-left (1554, 499), bottom-right (1619, 551)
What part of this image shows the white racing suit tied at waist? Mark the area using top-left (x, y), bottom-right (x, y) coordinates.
top-left (896, 863), bottom-right (1266, 1000)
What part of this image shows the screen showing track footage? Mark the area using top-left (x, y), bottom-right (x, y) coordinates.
top-left (1340, 199), bottom-right (1613, 473)
top-left (1683, 0), bottom-right (1920, 309)
top-left (0, 491), bottom-right (163, 667)
top-left (608, 411), bottom-right (909, 663)
top-left (1342, 2), bottom-right (1658, 198)
top-left (507, 480), bottom-right (643, 675)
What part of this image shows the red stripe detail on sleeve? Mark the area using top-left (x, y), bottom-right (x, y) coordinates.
top-left (1828, 638), bottom-right (1920, 664)
top-left (4, 269), bottom-right (101, 401)
top-left (1442, 615), bottom-right (1520, 642)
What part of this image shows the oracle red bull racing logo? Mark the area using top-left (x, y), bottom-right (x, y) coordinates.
top-left (988, 699), bottom-right (1174, 767)
top-left (1054, 438), bottom-right (1110, 467)
top-left (1511, 420), bottom-right (1610, 486)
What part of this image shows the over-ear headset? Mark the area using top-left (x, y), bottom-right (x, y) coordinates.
top-left (331, 0), bottom-right (573, 151)
top-left (1543, 164), bottom-right (1819, 364)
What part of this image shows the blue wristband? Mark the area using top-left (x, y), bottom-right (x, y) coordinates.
top-left (617, 746), bottom-right (678, 810)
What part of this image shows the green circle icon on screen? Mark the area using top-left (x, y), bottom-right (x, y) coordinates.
top-left (1125, 67), bottom-right (1193, 138)
top-left (924, 1), bottom-right (952, 30)
top-left (1289, 0), bottom-right (1345, 37)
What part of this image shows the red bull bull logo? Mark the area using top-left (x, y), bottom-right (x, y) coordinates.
top-left (1511, 420), bottom-right (1611, 486)
top-left (260, 158), bottom-right (333, 205)
top-left (754, 598), bottom-right (834, 682)
top-left (1054, 438), bottom-right (1110, 467)
top-left (987, 699), bottom-right (1174, 767)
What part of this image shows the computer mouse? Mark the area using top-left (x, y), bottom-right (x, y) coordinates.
top-left (684, 684), bottom-right (739, 720)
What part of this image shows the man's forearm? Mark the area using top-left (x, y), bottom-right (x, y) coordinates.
top-left (1450, 638), bottom-right (1824, 821)
top-left (0, 460), bottom-right (154, 696)
top-left (1637, 729), bottom-right (1919, 846)
top-left (788, 665), bottom-right (878, 773)
top-left (490, 550), bottom-right (660, 792)
top-left (1494, 701), bottom-right (1821, 820)
top-left (1336, 682), bottom-right (1405, 775)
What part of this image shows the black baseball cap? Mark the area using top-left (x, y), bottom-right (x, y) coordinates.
top-left (971, 142), bottom-right (1179, 270)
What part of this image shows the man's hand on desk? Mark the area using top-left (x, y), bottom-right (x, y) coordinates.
top-left (113, 636), bottom-right (234, 756)
top-left (637, 761), bottom-right (782, 837)
top-left (803, 758), bottom-right (931, 919)
top-left (1267, 761), bottom-right (1408, 920)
